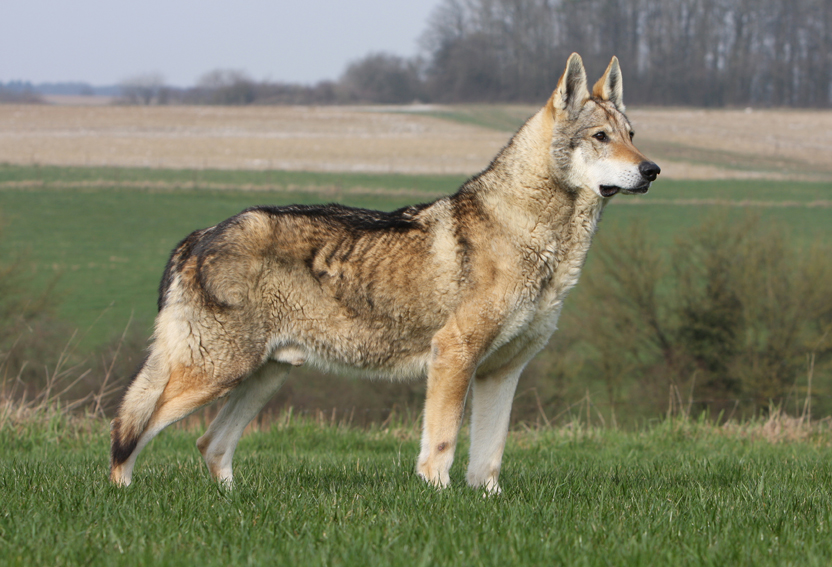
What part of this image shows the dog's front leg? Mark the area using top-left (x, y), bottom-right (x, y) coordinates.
top-left (466, 363), bottom-right (525, 494)
top-left (417, 317), bottom-right (487, 487)
top-left (466, 338), bottom-right (546, 493)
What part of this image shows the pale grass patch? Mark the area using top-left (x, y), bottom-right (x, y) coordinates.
top-left (719, 406), bottom-right (829, 444)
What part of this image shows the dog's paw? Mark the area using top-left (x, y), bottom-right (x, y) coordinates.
top-left (416, 463), bottom-right (451, 488)
top-left (467, 470), bottom-right (502, 495)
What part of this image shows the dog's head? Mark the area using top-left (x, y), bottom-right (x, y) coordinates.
top-left (548, 53), bottom-right (660, 198)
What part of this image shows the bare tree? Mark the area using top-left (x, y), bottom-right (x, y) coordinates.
top-left (0, 87), bottom-right (42, 104)
top-left (119, 72), bottom-right (166, 105)
top-left (195, 69), bottom-right (256, 105)
top-left (340, 53), bottom-right (424, 103)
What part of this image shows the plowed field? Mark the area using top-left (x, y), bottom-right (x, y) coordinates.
top-left (2, 104), bottom-right (830, 180)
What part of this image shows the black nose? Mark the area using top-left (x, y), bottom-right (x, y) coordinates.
top-left (639, 161), bottom-right (661, 182)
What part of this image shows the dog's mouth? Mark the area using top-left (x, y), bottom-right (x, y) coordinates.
top-left (599, 185), bottom-right (621, 197)
top-left (600, 183), bottom-right (651, 198)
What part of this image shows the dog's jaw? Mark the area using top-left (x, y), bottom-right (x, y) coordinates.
top-left (621, 183), bottom-right (651, 195)
top-left (600, 182), bottom-right (652, 198)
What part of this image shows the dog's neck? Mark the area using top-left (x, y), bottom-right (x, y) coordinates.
top-left (466, 106), bottom-right (608, 267)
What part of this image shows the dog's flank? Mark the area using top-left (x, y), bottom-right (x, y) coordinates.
top-left (110, 53), bottom-right (660, 491)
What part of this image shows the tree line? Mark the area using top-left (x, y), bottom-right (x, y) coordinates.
top-left (116, 0), bottom-right (830, 107)
top-left (117, 54), bottom-right (423, 106)
top-left (419, 0), bottom-right (832, 106)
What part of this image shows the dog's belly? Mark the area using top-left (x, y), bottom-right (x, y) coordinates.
top-left (262, 264), bottom-right (450, 379)
top-left (266, 303), bottom-right (437, 380)
top-left (269, 340), bottom-right (432, 381)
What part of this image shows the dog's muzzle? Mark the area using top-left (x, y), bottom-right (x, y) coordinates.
top-left (604, 161), bottom-right (661, 197)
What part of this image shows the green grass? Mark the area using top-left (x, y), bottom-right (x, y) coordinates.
top-left (0, 163), bottom-right (468, 194)
top-left (0, 165), bottom-right (830, 346)
top-left (403, 104), bottom-right (536, 132)
top-left (1, 416), bottom-right (831, 566)
top-left (632, 178), bottom-right (832, 203)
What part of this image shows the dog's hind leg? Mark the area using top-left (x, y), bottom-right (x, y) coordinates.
top-left (197, 361), bottom-right (290, 486)
top-left (110, 361), bottom-right (242, 486)
top-left (466, 363), bottom-right (525, 494)
top-left (110, 352), bottom-right (170, 486)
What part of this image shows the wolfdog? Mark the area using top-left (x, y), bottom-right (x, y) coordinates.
top-left (110, 53), bottom-right (659, 492)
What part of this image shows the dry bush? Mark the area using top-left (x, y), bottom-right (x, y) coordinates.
top-left (718, 405), bottom-right (824, 444)
top-left (0, 236), bottom-right (66, 399)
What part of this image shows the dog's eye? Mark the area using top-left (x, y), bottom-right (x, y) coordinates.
top-left (629, 131), bottom-right (635, 141)
top-left (593, 131), bottom-right (608, 142)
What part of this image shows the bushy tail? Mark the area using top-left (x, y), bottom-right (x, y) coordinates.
top-left (110, 352), bottom-right (170, 469)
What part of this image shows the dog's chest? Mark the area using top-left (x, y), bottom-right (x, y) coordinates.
top-left (492, 200), bottom-right (604, 353)
top-left (482, 254), bottom-right (585, 370)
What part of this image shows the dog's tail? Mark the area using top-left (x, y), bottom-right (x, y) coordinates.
top-left (109, 351), bottom-right (170, 481)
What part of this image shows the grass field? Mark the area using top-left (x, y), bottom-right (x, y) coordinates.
top-left (1, 106), bottom-right (831, 566)
top-left (2, 414), bottom-right (831, 566)
top-left (1, 164), bottom-right (830, 347)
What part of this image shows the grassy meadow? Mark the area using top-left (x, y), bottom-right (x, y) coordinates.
top-left (2, 412), bottom-right (832, 566)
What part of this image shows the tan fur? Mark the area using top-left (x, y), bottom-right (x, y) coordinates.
top-left (110, 54), bottom-right (659, 491)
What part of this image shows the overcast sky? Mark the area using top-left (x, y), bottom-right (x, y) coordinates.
top-left (0, 0), bottom-right (441, 86)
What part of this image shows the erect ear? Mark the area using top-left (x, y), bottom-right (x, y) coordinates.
top-left (592, 56), bottom-right (625, 111)
top-left (550, 53), bottom-right (589, 119)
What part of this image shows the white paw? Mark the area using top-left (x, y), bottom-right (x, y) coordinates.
top-left (467, 471), bottom-right (501, 494)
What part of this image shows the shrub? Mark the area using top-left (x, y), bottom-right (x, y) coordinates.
top-left (562, 213), bottom-right (832, 421)
top-left (0, 232), bottom-right (63, 392)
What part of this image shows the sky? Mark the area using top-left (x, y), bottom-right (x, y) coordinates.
top-left (0, 0), bottom-right (441, 86)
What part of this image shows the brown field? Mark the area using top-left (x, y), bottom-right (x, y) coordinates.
top-left (0, 105), bottom-right (507, 174)
top-left (1, 103), bottom-right (831, 180)
top-left (627, 107), bottom-right (832, 181)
